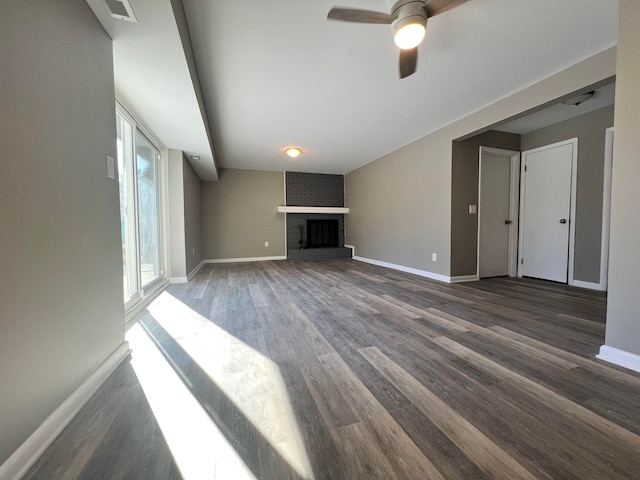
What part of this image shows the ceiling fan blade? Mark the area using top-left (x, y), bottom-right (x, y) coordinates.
top-left (327, 7), bottom-right (395, 24)
top-left (399, 48), bottom-right (418, 79)
top-left (423, 0), bottom-right (469, 17)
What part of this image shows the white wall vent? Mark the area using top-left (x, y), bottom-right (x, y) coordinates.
top-left (104, 0), bottom-right (138, 23)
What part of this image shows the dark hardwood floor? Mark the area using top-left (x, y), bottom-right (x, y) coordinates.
top-left (25, 259), bottom-right (640, 479)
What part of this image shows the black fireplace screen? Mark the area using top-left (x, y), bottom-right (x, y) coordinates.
top-left (307, 219), bottom-right (339, 248)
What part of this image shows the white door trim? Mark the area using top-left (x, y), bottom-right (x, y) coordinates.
top-left (518, 138), bottom-right (578, 285)
top-left (477, 147), bottom-right (521, 278)
top-left (599, 127), bottom-right (614, 291)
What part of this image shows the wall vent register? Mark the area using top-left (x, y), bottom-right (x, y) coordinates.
top-left (105, 0), bottom-right (137, 22)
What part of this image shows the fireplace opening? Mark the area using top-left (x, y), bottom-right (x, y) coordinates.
top-left (307, 219), bottom-right (339, 248)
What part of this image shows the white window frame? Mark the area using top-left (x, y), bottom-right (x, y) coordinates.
top-left (116, 100), bottom-right (170, 319)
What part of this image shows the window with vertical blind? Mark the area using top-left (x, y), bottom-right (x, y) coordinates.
top-left (116, 106), bottom-right (164, 306)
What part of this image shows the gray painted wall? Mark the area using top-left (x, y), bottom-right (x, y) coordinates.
top-left (168, 150), bottom-right (187, 279)
top-left (201, 169), bottom-right (285, 259)
top-left (0, 0), bottom-right (124, 464)
top-left (604, 0), bottom-right (640, 357)
top-left (345, 48), bottom-right (616, 278)
top-left (521, 105), bottom-right (614, 283)
top-left (183, 158), bottom-right (203, 273)
top-left (451, 131), bottom-right (521, 277)
top-left (345, 135), bottom-right (453, 275)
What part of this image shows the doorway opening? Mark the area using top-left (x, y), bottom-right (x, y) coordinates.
top-left (452, 81), bottom-right (615, 290)
top-left (477, 147), bottom-right (520, 279)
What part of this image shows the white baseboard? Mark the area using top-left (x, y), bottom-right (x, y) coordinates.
top-left (204, 256), bottom-right (287, 264)
top-left (352, 255), bottom-right (451, 283)
top-left (187, 260), bottom-right (205, 281)
top-left (0, 342), bottom-right (131, 480)
top-left (572, 279), bottom-right (606, 291)
top-left (169, 261), bottom-right (206, 284)
top-left (450, 275), bottom-right (479, 283)
top-left (596, 345), bottom-right (640, 374)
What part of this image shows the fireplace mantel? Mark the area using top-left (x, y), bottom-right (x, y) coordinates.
top-left (277, 206), bottom-right (349, 214)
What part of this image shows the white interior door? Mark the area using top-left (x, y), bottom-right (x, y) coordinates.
top-left (479, 153), bottom-right (512, 278)
top-left (519, 140), bottom-right (576, 283)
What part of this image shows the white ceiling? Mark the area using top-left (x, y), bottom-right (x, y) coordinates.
top-left (86, 0), bottom-right (618, 178)
top-left (495, 82), bottom-right (616, 135)
top-left (181, 0), bottom-right (618, 175)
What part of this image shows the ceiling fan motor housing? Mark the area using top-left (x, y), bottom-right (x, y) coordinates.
top-left (391, 0), bottom-right (428, 18)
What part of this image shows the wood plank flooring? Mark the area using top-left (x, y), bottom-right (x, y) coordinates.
top-left (25, 259), bottom-right (640, 479)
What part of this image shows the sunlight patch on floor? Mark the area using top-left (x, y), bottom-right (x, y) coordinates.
top-left (127, 322), bottom-right (257, 480)
top-left (145, 291), bottom-right (314, 479)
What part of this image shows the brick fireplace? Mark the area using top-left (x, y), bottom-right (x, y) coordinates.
top-left (283, 172), bottom-right (352, 261)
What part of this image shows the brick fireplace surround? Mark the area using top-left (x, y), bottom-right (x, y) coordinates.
top-left (284, 172), bottom-right (352, 261)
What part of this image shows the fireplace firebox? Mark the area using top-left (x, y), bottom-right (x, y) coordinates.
top-left (307, 219), bottom-right (339, 248)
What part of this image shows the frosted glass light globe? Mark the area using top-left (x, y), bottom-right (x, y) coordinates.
top-left (394, 21), bottom-right (426, 49)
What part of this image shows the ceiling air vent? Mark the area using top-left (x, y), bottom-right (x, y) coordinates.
top-left (105, 0), bottom-right (138, 23)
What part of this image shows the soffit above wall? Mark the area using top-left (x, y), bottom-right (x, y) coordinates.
top-left (495, 82), bottom-right (616, 135)
top-left (86, 0), bottom-right (218, 180)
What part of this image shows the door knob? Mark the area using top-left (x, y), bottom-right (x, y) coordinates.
top-left (505, 220), bottom-right (512, 225)
top-left (559, 219), bottom-right (567, 224)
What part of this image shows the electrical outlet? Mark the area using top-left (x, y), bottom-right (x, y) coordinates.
top-left (468, 205), bottom-right (477, 214)
top-left (264, 241), bottom-right (269, 247)
top-left (432, 253), bottom-right (437, 262)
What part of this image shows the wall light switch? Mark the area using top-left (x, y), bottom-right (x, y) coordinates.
top-left (106, 155), bottom-right (115, 179)
top-left (468, 205), bottom-right (477, 214)
top-left (192, 248), bottom-right (195, 256)
top-left (432, 253), bottom-right (437, 262)
top-left (264, 241), bottom-right (269, 247)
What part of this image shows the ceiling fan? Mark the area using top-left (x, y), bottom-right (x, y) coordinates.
top-left (327, 0), bottom-right (468, 78)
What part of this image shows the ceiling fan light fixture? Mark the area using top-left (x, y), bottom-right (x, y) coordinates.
top-left (393, 17), bottom-right (426, 49)
top-left (284, 146), bottom-right (303, 158)
top-left (327, 0), bottom-right (466, 78)
top-left (392, 1), bottom-right (428, 50)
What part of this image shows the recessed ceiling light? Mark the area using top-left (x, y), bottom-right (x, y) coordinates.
top-left (284, 146), bottom-right (303, 158)
top-left (191, 155), bottom-right (200, 160)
